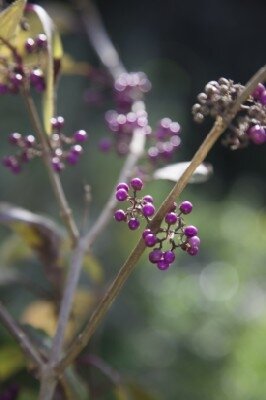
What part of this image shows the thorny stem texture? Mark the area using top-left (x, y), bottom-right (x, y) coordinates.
top-left (0, 301), bottom-right (44, 371)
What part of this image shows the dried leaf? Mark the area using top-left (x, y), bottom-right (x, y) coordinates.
top-left (153, 162), bottom-right (213, 183)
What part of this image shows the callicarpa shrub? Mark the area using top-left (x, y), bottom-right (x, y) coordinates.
top-left (0, 0), bottom-right (265, 399)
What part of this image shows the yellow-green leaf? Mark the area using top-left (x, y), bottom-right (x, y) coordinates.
top-left (0, 344), bottom-right (25, 380)
top-left (0, 0), bottom-right (26, 42)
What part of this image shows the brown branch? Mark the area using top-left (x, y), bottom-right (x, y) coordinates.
top-left (58, 64), bottom-right (266, 371)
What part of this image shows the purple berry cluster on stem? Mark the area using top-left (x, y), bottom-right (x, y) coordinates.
top-left (143, 200), bottom-right (200, 271)
top-left (192, 78), bottom-right (266, 149)
top-left (2, 117), bottom-right (89, 174)
top-left (99, 72), bottom-right (182, 164)
top-left (114, 177), bottom-right (156, 230)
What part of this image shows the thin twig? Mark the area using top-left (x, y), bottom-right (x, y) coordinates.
top-left (0, 301), bottom-right (44, 371)
top-left (43, 0), bottom-right (144, 376)
top-left (58, 64), bottom-right (266, 371)
top-left (22, 88), bottom-right (79, 245)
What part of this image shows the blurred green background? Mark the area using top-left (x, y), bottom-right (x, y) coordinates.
top-left (0, 0), bottom-right (266, 399)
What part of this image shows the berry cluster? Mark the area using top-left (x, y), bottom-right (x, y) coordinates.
top-left (99, 71), bottom-right (182, 164)
top-left (0, 35), bottom-right (48, 95)
top-left (114, 72), bottom-right (151, 112)
top-left (192, 78), bottom-right (266, 149)
top-left (114, 177), bottom-right (156, 230)
top-left (147, 117), bottom-right (181, 163)
top-left (2, 116), bottom-right (88, 174)
top-left (143, 201), bottom-right (200, 270)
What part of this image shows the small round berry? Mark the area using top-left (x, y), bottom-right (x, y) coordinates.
top-left (165, 212), bottom-right (178, 225)
top-left (114, 209), bottom-right (126, 222)
top-left (74, 129), bottom-right (88, 142)
top-left (143, 195), bottom-right (154, 203)
top-left (52, 156), bottom-right (64, 172)
top-left (24, 135), bottom-right (36, 147)
top-left (66, 152), bottom-right (79, 165)
top-left (130, 177), bottom-right (143, 191)
top-left (163, 250), bottom-right (175, 264)
top-left (70, 144), bottom-right (83, 155)
top-left (184, 225), bottom-right (198, 237)
top-left (116, 182), bottom-right (129, 192)
top-left (8, 132), bottom-right (21, 145)
top-left (116, 188), bottom-right (128, 201)
top-left (187, 246), bottom-right (199, 256)
top-left (0, 83), bottom-right (9, 94)
top-left (2, 155), bottom-right (15, 168)
top-left (252, 83), bottom-right (265, 100)
top-left (157, 259), bottom-right (170, 270)
top-left (142, 203), bottom-right (155, 217)
top-left (99, 137), bottom-right (112, 152)
top-left (10, 73), bottom-right (23, 87)
top-left (179, 200), bottom-right (193, 214)
top-left (142, 229), bottom-right (152, 239)
top-left (149, 249), bottom-right (163, 263)
top-left (188, 235), bottom-right (201, 247)
top-left (51, 116), bottom-right (64, 131)
top-left (128, 218), bottom-right (140, 230)
top-left (144, 233), bottom-right (157, 247)
top-left (25, 37), bottom-right (35, 53)
top-left (36, 33), bottom-right (47, 50)
top-left (247, 125), bottom-right (266, 145)
top-left (259, 90), bottom-right (266, 105)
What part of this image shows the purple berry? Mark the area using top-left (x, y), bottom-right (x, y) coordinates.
top-left (142, 203), bottom-right (155, 217)
top-left (144, 233), bottom-right (157, 247)
top-left (52, 156), bottom-right (64, 172)
top-left (179, 200), bottom-right (193, 214)
top-left (114, 209), bottom-right (126, 222)
top-left (128, 218), bottom-right (140, 230)
top-left (259, 90), bottom-right (266, 105)
top-left (188, 236), bottom-right (201, 247)
top-left (8, 132), bottom-right (21, 145)
top-left (252, 83), bottom-right (265, 100)
top-left (142, 229), bottom-right (152, 239)
top-left (163, 250), bottom-right (175, 264)
top-left (187, 246), bottom-right (199, 256)
top-left (99, 137), bottom-right (112, 152)
top-left (74, 129), bottom-right (88, 142)
top-left (24, 135), bottom-right (35, 147)
top-left (30, 69), bottom-right (45, 92)
top-left (165, 212), bottom-right (178, 225)
top-left (130, 177), bottom-right (143, 191)
top-left (143, 195), bottom-right (154, 203)
top-left (10, 160), bottom-right (22, 174)
top-left (36, 33), bottom-right (47, 50)
top-left (51, 116), bottom-right (65, 131)
top-left (116, 188), bottom-right (128, 201)
top-left (149, 249), bottom-right (163, 263)
top-left (10, 73), bottom-right (23, 87)
top-left (184, 225), bottom-right (198, 237)
top-left (169, 202), bottom-right (177, 212)
top-left (247, 125), bottom-right (266, 145)
top-left (0, 83), bottom-right (9, 94)
top-left (70, 144), bottom-right (83, 155)
top-left (2, 155), bottom-right (15, 168)
top-left (116, 182), bottom-right (129, 192)
top-left (66, 152), bottom-right (79, 165)
top-left (157, 259), bottom-right (170, 270)
top-left (25, 37), bottom-right (35, 53)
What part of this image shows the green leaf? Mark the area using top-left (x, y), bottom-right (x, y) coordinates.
top-left (0, 0), bottom-right (26, 41)
top-left (0, 344), bottom-right (25, 381)
top-left (26, 4), bottom-right (63, 134)
top-left (0, 203), bottom-right (63, 285)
